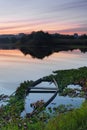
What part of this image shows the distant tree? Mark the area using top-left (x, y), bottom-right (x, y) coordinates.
top-left (11, 37), bottom-right (17, 43)
top-left (74, 33), bottom-right (79, 39)
top-left (80, 34), bottom-right (87, 39)
top-left (20, 31), bottom-right (53, 46)
top-left (0, 38), bottom-right (10, 43)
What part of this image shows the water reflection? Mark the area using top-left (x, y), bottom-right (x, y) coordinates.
top-left (0, 44), bottom-right (87, 59)
top-left (19, 46), bottom-right (87, 59)
top-left (21, 82), bottom-right (85, 117)
top-left (0, 48), bottom-right (87, 95)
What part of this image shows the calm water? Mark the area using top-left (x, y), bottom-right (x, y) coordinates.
top-left (0, 49), bottom-right (87, 95)
top-left (21, 82), bottom-right (85, 116)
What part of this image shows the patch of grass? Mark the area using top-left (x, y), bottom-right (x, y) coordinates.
top-left (44, 67), bottom-right (87, 93)
top-left (45, 101), bottom-right (87, 130)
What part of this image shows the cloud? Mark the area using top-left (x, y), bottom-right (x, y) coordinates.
top-left (51, 27), bottom-right (87, 34)
top-left (48, 0), bottom-right (87, 13)
top-left (65, 0), bottom-right (87, 9)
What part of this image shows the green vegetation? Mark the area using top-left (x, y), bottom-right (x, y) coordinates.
top-left (0, 67), bottom-right (87, 130)
top-left (1, 101), bottom-right (87, 130)
top-left (45, 101), bottom-right (87, 130)
top-left (0, 81), bottom-right (33, 129)
top-left (44, 67), bottom-right (87, 92)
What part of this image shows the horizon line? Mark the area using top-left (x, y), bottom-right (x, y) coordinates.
top-left (0, 30), bottom-right (87, 36)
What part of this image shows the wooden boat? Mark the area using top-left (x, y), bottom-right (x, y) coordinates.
top-left (26, 78), bottom-right (59, 117)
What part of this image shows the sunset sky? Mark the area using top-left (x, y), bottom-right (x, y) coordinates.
top-left (0, 0), bottom-right (87, 35)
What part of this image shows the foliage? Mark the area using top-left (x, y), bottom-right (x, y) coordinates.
top-left (1, 101), bottom-right (87, 130)
top-left (0, 80), bottom-right (33, 129)
top-left (44, 67), bottom-right (87, 93)
top-left (45, 101), bottom-right (87, 130)
top-left (15, 80), bottom-right (33, 98)
top-left (1, 67), bottom-right (87, 129)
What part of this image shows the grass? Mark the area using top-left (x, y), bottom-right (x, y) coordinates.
top-left (1, 101), bottom-right (87, 130)
top-left (45, 101), bottom-right (87, 130)
top-left (44, 66), bottom-right (87, 92)
top-left (1, 67), bottom-right (87, 130)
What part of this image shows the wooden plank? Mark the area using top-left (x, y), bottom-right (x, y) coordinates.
top-left (28, 87), bottom-right (57, 90)
top-left (53, 78), bottom-right (59, 90)
top-left (26, 78), bottom-right (59, 118)
top-left (29, 90), bottom-right (57, 93)
top-left (43, 90), bottom-right (58, 107)
top-left (27, 90), bottom-right (58, 118)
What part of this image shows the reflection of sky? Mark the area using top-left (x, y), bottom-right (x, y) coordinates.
top-left (22, 93), bottom-right (85, 115)
top-left (0, 49), bottom-right (87, 95)
top-left (0, 0), bottom-right (87, 34)
top-left (21, 82), bottom-right (85, 115)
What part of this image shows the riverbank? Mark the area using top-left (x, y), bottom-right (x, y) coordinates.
top-left (0, 66), bottom-right (87, 130)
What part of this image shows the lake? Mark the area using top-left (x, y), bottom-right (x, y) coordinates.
top-left (21, 82), bottom-right (85, 116)
top-left (0, 49), bottom-right (87, 95)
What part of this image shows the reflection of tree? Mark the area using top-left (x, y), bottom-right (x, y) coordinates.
top-left (20, 45), bottom-right (87, 59)
top-left (0, 31), bottom-right (87, 59)
top-left (20, 46), bottom-right (53, 59)
top-left (19, 31), bottom-right (54, 59)
top-left (18, 31), bottom-right (87, 59)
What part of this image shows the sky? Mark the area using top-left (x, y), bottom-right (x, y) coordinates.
top-left (0, 0), bottom-right (87, 35)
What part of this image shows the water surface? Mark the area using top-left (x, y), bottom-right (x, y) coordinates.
top-left (0, 49), bottom-right (87, 95)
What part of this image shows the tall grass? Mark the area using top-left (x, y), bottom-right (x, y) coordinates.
top-left (1, 101), bottom-right (87, 130)
top-left (45, 101), bottom-right (87, 130)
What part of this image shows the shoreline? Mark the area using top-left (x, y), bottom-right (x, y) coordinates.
top-left (0, 66), bottom-right (87, 129)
